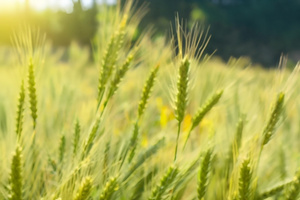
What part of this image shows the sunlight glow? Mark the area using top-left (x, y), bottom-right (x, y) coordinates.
top-left (0, 0), bottom-right (116, 11)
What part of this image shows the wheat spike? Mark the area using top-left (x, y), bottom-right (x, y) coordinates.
top-left (81, 116), bottom-right (101, 159)
top-left (175, 57), bottom-right (190, 124)
top-left (15, 80), bottom-right (25, 140)
top-left (73, 120), bottom-right (81, 158)
top-left (106, 52), bottom-right (135, 101)
top-left (148, 165), bottom-right (179, 200)
top-left (198, 149), bottom-right (213, 200)
top-left (127, 122), bottom-right (139, 163)
top-left (138, 64), bottom-right (160, 119)
top-left (99, 177), bottom-right (118, 200)
top-left (286, 170), bottom-right (300, 200)
top-left (238, 158), bottom-right (252, 200)
top-left (73, 177), bottom-right (93, 200)
top-left (9, 145), bottom-right (23, 200)
top-left (58, 134), bottom-right (66, 163)
top-left (183, 90), bottom-right (223, 149)
top-left (174, 57), bottom-right (190, 161)
top-left (123, 138), bottom-right (165, 182)
top-left (258, 179), bottom-right (293, 199)
top-left (97, 18), bottom-right (127, 108)
top-left (27, 60), bottom-right (38, 130)
top-left (262, 92), bottom-right (284, 146)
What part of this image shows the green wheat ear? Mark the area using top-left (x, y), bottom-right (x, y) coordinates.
top-left (238, 158), bottom-right (252, 200)
top-left (122, 138), bottom-right (165, 182)
top-left (191, 90), bottom-right (223, 131)
top-left (99, 177), bottom-right (118, 200)
top-left (183, 90), bottom-right (223, 149)
top-left (97, 17), bottom-right (127, 109)
top-left (9, 145), bottom-right (23, 200)
top-left (131, 169), bottom-right (158, 200)
top-left (226, 116), bottom-right (245, 181)
top-left (106, 51), bottom-right (135, 102)
top-left (262, 92), bottom-right (284, 146)
top-left (58, 134), bottom-right (66, 163)
top-left (73, 120), bottom-right (81, 158)
top-left (73, 177), bottom-right (93, 200)
top-left (127, 122), bottom-right (139, 163)
top-left (198, 149), bottom-right (213, 200)
top-left (148, 165), bottom-right (179, 200)
top-left (174, 57), bottom-right (190, 161)
top-left (175, 57), bottom-right (190, 124)
top-left (286, 170), bottom-right (300, 200)
top-left (258, 179), bottom-right (293, 199)
top-left (15, 80), bottom-right (25, 140)
top-left (81, 116), bottom-right (101, 159)
top-left (233, 116), bottom-right (245, 153)
top-left (138, 64), bottom-right (160, 119)
top-left (27, 59), bottom-right (38, 130)
top-left (103, 140), bottom-right (111, 181)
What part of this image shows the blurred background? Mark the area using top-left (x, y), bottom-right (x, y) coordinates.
top-left (0, 0), bottom-right (300, 67)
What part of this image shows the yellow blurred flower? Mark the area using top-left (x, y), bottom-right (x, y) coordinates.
top-left (156, 97), bottom-right (175, 128)
top-left (182, 114), bottom-right (192, 132)
top-left (141, 134), bottom-right (148, 147)
top-left (199, 118), bottom-right (214, 134)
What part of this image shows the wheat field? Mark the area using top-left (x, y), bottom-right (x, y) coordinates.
top-left (0, 1), bottom-right (300, 200)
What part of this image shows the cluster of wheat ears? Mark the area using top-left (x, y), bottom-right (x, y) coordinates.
top-left (1, 0), bottom-right (300, 200)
